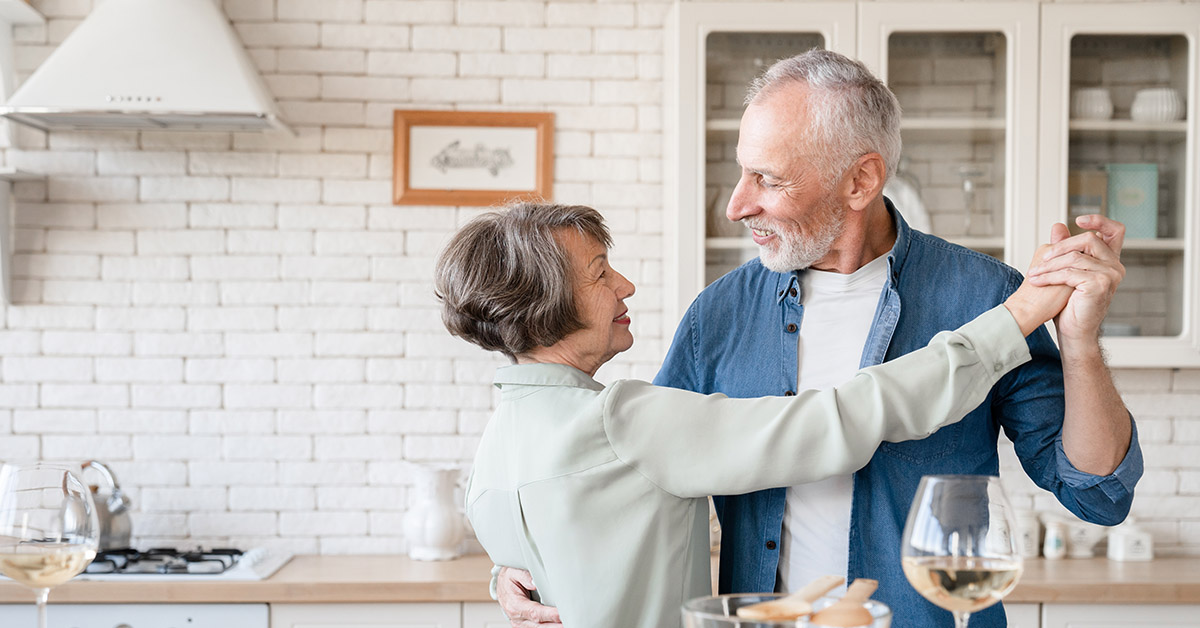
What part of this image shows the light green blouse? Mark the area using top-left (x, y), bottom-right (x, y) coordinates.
top-left (466, 305), bottom-right (1030, 628)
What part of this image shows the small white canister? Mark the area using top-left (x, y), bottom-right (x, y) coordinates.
top-left (1043, 520), bottom-right (1068, 560)
top-left (1108, 521), bottom-right (1154, 562)
top-left (1014, 510), bottom-right (1042, 558)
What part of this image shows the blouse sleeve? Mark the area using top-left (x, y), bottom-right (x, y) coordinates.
top-left (604, 305), bottom-right (1031, 498)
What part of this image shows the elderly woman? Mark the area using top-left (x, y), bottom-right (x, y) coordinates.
top-left (437, 202), bottom-right (1067, 628)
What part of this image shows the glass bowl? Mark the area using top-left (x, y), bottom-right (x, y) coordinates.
top-left (795, 596), bottom-right (892, 628)
top-left (682, 594), bottom-right (805, 628)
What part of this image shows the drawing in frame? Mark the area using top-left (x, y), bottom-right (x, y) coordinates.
top-left (393, 110), bottom-right (555, 206)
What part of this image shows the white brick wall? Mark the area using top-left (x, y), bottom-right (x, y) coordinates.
top-left (3, 0), bottom-right (1198, 560)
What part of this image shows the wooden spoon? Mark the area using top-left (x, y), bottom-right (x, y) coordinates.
top-left (808, 578), bottom-right (879, 627)
top-left (734, 574), bottom-right (844, 621)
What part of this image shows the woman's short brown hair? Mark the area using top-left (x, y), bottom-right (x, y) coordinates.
top-left (434, 201), bottom-right (612, 360)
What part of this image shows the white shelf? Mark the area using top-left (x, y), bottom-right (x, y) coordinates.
top-left (705, 117), bottom-right (741, 133)
top-left (1123, 237), bottom-right (1185, 252)
top-left (1069, 119), bottom-right (1187, 142)
top-left (0, 167), bottom-right (41, 181)
top-left (706, 237), bottom-right (754, 250)
top-left (901, 117), bottom-right (1006, 141)
top-left (0, 0), bottom-right (42, 24)
top-left (944, 235), bottom-right (1006, 251)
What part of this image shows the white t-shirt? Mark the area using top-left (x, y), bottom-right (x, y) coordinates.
top-left (777, 253), bottom-right (889, 593)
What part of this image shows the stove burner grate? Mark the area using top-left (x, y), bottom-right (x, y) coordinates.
top-left (85, 547), bottom-right (245, 575)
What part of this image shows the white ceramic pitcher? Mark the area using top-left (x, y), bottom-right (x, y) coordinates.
top-left (403, 464), bottom-right (465, 561)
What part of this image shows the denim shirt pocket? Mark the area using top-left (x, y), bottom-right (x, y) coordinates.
top-left (878, 420), bottom-right (965, 463)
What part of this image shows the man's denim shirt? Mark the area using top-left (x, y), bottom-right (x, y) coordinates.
top-left (653, 202), bottom-right (1143, 628)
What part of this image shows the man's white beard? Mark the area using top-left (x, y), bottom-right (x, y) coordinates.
top-left (751, 202), bottom-right (846, 272)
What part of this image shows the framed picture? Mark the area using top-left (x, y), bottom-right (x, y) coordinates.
top-left (393, 110), bottom-right (555, 206)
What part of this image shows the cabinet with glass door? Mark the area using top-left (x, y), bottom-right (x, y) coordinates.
top-left (1039, 4), bottom-right (1200, 366)
top-left (665, 2), bottom-right (855, 328)
top-left (858, 3), bottom-right (1039, 269)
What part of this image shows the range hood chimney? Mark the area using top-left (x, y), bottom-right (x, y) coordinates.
top-left (1, 0), bottom-right (289, 133)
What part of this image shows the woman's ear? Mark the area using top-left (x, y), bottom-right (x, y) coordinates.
top-left (842, 152), bottom-right (887, 212)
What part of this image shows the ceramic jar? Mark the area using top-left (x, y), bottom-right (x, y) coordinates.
top-left (1070, 87), bottom-right (1114, 120)
top-left (403, 464), bottom-right (465, 561)
top-left (1131, 87), bottom-right (1184, 122)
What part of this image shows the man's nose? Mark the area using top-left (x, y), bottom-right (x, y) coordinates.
top-left (726, 178), bottom-right (756, 222)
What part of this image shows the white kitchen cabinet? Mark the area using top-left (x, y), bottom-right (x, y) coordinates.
top-left (858, 2), bottom-right (1041, 270)
top-left (664, 1), bottom-right (855, 327)
top-left (270, 603), bottom-right (461, 628)
top-left (666, 2), bottom-right (1200, 366)
top-left (1006, 602), bottom-right (1041, 628)
top-left (462, 602), bottom-right (508, 628)
top-left (1042, 603), bottom-right (1200, 627)
top-left (1039, 4), bottom-right (1200, 366)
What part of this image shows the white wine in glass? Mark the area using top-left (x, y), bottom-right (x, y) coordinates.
top-left (901, 475), bottom-right (1023, 628)
top-left (0, 463), bottom-right (100, 628)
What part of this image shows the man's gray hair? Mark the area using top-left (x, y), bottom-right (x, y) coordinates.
top-left (746, 48), bottom-right (902, 187)
top-left (434, 201), bottom-right (612, 361)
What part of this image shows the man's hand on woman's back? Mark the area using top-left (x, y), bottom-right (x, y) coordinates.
top-left (496, 566), bottom-right (562, 627)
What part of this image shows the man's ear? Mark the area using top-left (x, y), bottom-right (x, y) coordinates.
top-left (842, 152), bottom-right (887, 212)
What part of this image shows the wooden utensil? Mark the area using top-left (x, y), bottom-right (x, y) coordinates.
top-left (808, 578), bottom-right (879, 627)
top-left (734, 574), bottom-right (844, 621)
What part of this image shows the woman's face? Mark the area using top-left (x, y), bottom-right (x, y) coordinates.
top-left (554, 228), bottom-right (636, 375)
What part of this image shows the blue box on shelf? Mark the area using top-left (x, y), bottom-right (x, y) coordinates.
top-left (1104, 163), bottom-right (1158, 239)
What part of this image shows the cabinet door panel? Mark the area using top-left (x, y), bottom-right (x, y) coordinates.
top-left (666, 2), bottom-right (856, 329)
top-left (858, 2), bottom-right (1040, 268)
top-left (1043, 603), bottom-right (1200, 627)
top-left (462, 602), bottom-right (509, 628)
top-left (270, 603), bottom-right (461, 628)
top-left (1005, 602), bottom-right (1041, 628)
top-left (1039, 4), bottom-right (1200, 366)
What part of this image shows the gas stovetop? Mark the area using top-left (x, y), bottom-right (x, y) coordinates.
top-left (78, 546), bottom-right (292, 581)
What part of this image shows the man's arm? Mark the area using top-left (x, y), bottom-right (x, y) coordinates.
top-left (1027, 215), bottom-right (1133, 475)
top-left (494, 566), bottom-right (561, 628)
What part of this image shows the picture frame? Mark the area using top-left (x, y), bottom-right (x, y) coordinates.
top-left (392, 110), bottom-right (555, 206)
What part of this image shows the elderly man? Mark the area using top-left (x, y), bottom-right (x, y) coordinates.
top-left (497, 49), bottom-right (1142, 628)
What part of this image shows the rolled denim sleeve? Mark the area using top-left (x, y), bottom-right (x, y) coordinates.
top-left (1054, 416), bottom-right (1143, 505)
top-left (998, 322), bottom-right (1142, 526)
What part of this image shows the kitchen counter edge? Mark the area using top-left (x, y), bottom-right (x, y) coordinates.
top-left (2, 555), bottom-right (1199, 605)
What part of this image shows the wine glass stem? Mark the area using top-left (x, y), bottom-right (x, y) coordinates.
top-left (35, 588), bottom-right (49, 628)
top-left (954, 610), bottom-right (971, 628)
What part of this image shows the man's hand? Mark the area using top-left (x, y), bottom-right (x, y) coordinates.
top-left (1025, 214), bottom-right (1126, 349)
top-left (1026, 214), bottom-right (1132, 475)
top-left (497, 567), bottom-right (562, 627)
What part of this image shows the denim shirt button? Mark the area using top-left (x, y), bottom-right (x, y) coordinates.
top-left (786, 323), bottom-right (797, 333)
top-left (789, 288), bottom-right (797, 297)
top-left (783, 391), bottom-right (795, 397)
top-left (765, 540), bottom-right (777, 550)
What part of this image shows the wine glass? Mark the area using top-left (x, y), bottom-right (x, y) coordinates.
top-left (900, 475), bottom-right (1023, 628)
top-left (0, 463), bottom-right (100, 628)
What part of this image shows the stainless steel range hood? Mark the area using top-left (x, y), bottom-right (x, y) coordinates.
top-left (0, 0), bottom-right (289, 133)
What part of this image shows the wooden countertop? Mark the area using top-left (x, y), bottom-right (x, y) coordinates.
top-left (0, 554), bottom-right (495, 604)
top-left (1, 555), bottom-right (1198, 605)
top-left (1007, 557), bottom-right (1200, 604)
